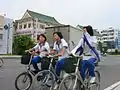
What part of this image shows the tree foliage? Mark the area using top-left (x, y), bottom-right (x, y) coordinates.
top-left (13, 35), bottom-right (35, 55)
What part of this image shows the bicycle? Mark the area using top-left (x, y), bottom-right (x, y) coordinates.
top-left (15, 50), bottom-right (41, 90)
top-left (32, 55), bottom-right (68, 90)
top-left (58, 55), bottom-right (100, 90)
top-left (0, 57), bottom-right (4, 68)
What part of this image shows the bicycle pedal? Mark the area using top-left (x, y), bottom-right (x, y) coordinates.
top-left (89, 83), bottom-right (96, 88)
top-left (81, 85), bottom-right (83, 88)
top-left (56, 80), bottom-right (61, 84)
top-left (90, 82), bottom-right (96, 84)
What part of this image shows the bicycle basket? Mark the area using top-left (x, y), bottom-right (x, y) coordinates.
top-left (63, 57), bottom-right (80, 73)
top-left (41, 57), bottom-right (57, 70)
top-left (21, 52), bottom-right (31, 65)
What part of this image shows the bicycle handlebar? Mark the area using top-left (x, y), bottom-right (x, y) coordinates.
top-left (25, 50), bottom-right (35, 56)
top-left (69, 53), bottom-right (83, 59)
top-left (25, 50), bottom-right (83, 59)
top-left (25, 50), bottom-right (29, 53)
top-left (46, 55), bottom-right (58, 58)
top-left (46, 54), bottom-right (83, 59)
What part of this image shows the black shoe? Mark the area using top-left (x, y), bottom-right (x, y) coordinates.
top-left (37, 75), bottom-right (43, 81)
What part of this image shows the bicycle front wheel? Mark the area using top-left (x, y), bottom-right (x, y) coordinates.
top-left (32, 70), bottom-right (55, 90)
top-left (15, 72), bottom-right (32, 90)
top-left (58, 74), bottom-right (82, 90)
top-left (89, 70), bottom-right (100, 90)
top-left (0, 58), bottom-right (4, 67)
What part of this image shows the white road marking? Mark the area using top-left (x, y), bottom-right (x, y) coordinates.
top-left (104, 81), bottom-right (120, 90)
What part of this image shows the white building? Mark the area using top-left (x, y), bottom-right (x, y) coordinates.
top-left (100, 27), bottom-right (118, 49)
top-left (116, 30), bottom-right (120, 49)
top-left (0, 15), bottom-right (13, 54)
top-left (14, 10), bottom-right (61, 41)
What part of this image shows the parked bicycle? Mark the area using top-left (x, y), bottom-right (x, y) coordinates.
top-left (58, 55), bottom-right (100, 90)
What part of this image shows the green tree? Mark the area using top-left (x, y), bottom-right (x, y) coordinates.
top-left (103, 47), bottom-right (108, 54)
top-left (13, 35), bottom-right (35, 55)
top-left (115, 49), bottom-right (118, 54)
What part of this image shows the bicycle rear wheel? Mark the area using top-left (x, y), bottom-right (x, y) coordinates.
top-left (58, 74), bottom-right (82, 90)
top-left (15, 72), bottom-right (32, 90)
top-left (32, 70), bottom-right (55, 90)
top-left (0, 58), bottom-right (4, 67)
top-left (89, 70), bottom-right (100, 90)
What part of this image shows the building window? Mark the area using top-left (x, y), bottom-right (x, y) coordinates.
top-left (110, 33), bottom-right (114, 35)
top-left (40, 24), bottom-right (45, 29)
top-left (0, 34), bottom-right (3, 40)
top-left (110, 37), bottom-right (114, 39)
top-left (19, 25), bottom-right (22, 29)
top-left (0, 28), bottom-right (3, 30)
top-left (28, 23), bottom-right (31, 28)
top-left (103, 34), bottom-right (107, 36)
top-left (24, 24), bottom-right (27, 29)
top-left (33, 24), bottom-right (36, 29)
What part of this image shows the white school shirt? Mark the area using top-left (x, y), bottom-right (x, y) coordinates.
top-left (71, 32), bottom-right (98, 60)
top-left (33, 42), bottom-right (50, 57)
top-left (53, 39), bottom-right (69, 60)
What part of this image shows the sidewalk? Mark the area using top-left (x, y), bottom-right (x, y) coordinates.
top-left (0, 55), bottom-right (21, 59)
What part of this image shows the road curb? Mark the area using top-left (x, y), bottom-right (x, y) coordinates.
top-left (0, 56), bottom-right (21, 59)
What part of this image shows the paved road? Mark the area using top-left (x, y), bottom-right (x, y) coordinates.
top-left (99, 55), bottom-right (120, 90)
top-left (0, 58), bottom-right (24, 90)
top-left (0, 55), bottom-right (120, 90)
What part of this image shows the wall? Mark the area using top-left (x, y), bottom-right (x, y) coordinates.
top-left (69, 26), bottom-right (83, 51)
top-left (0, 16), bottom-right (13, 54)
top-left (45, 26), bottom-right (69, 48)
top-left (45, 25), bottom-right (83, 51)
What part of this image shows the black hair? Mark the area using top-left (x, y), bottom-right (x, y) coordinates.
top-left (83, 25), bottom-right (94, 36)
top-left (53, 32), bottom-right (63, 39)
top-left (37, 34), bottom-right (47, 41)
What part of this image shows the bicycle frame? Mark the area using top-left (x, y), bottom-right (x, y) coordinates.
top-left (73, 57), bottom-right (99, 90)
top-left (48, 57), bottom-right (69, 81)
top-left (45, 56), bottom-right (59, 82)
top-left (73, 57), bottom-right (89, 90)
top-left (23, 54), bottom-right (36, 76)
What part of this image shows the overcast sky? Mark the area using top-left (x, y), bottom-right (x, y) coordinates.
top-left (0, 0), bottom-right (120, 30)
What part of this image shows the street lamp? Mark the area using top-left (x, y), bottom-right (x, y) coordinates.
top-left (4, 23), bottom-right (11, 54)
